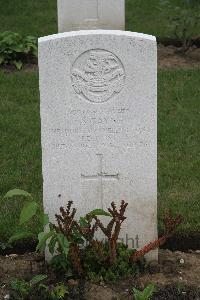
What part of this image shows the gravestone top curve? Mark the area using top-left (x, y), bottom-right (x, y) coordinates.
top-left (39, 30), bottom-right (156, 43)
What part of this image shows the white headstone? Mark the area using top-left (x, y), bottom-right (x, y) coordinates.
top-left (57, 0), bottom-right (125, 32)
top-left (39, 30), bottom-right (157, 260)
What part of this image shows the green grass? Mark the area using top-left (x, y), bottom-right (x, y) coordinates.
top-left (126, 0), bottom-right (200, 37)
top-left (0, 68), bottom-right (199, 241)
top-left (0, 0), bottom-right (57, 37)
top-left (158, 69), bottom-right (200, 235)
top-left (0, 70), bottom-right (42, 239)
top-left (0, 0), bottom-right (199, 38)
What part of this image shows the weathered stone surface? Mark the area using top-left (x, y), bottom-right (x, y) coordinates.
top-left (38, 30), bottom-right (157, 260)
top-left (57, 0), bottom-right (125, 32)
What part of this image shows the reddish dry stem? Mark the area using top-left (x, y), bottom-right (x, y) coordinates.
top-left (130, 235), bottom-right (168, 262)
top-left (130, 211), bottom-right (183, 262)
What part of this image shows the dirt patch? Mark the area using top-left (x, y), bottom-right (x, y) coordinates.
top-left (85, 249), bottom-right (200, 299)
top-left (84, 283), bottom-right (200, 300)
top-left (0, 249), bottom-right (200, 299)
top-left (161, 233), bottom-right (200, 252)
top-left (0, 253), bottom-right (45, 284)
top-left (138, 249), bottom-right (200, 288)
top-left (1, 63), bottom-right (38, 73)
top-left (158, 45), bottom-right (200, 69)
top-left (158, 36), bottom-right (200, 48)
top-left (152, 285), bottom-right (200, 300)
top-left (0, 253), bottom-right (45, 300)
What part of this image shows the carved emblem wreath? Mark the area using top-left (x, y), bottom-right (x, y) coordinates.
top-left (71, 49), bottom-right (125, 103)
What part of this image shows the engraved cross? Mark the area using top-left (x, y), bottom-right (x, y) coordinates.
top-left (81, 154), bottom-right (119, 208)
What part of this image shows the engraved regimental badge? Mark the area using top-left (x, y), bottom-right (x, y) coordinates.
top-left (71, 49), bottom-right (125, 103)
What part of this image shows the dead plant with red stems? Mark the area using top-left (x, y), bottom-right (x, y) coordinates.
top-left (130, 210), bottom-right (183, 262)
top-left (93, 200), bottom-right (128, 264)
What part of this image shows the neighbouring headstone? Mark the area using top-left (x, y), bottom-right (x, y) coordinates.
top-left (57, 0), bottom-right (125, 32)
top-left (39, 30), bottom-right (157, 260)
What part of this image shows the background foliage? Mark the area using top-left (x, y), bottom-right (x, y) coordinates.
top-left (0, 0), bottom-right (200, 37)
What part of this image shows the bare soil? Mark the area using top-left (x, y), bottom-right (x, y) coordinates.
top-left (158, 45), bottom-right (200, 69)
top-left (0, 253), bottom-right (44, 300)
top-left (0, 249), bottom-right (200, 299)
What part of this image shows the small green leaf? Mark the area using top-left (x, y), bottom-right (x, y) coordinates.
top-left (36, 231), bottom-right (54, 252)
top-left (48, 236), bottom-right (57, 255)
top-left (142, 283), bottom-right (155, 299)
top-left (72, 229), bottom-right (84, 244)
top-left (30, 274), bottom-right (47, 286)
top-left (132, 288), bottom-right (142, 300)
top-left (56, 233), bottom-right (70, 258)
top-left (42, 213), bottom-right (49, 226)
top-left (11, 44), bottom-right (24, 52)
top-left (0, 55), bottom-right (5, 64)
top-left (89, 209), bottom-right (112, 217)
top-left (79, 217), bottom-right (89, 228)
top-left (33, 48), bottom-right (38, 57)
top-left (4, 188), bottom-right (32, 199)
top-left (11, 278), bottom-right (29, 291)
top-left (52, 284), bottom-right (69, 297)
top-left (133, 283), bottom-right (155, 300)
top-left (19, 201), bottom-right (38, 225)
top-left (8, 232), bottom-right (35, 244)
top-left (13, 60), bottom-right (23, 70)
